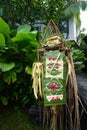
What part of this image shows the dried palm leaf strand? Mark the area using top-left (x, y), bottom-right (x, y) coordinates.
top-left (32, 62), bottom-right (43, 99)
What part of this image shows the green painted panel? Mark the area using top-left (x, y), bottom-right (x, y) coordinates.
top-left (43, 50), bottom-right (66, 106)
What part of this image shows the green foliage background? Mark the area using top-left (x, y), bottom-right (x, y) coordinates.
top-left (0, 18), bottom-right (39, 106)
top-left (0, 0), bottom-right (87, 29)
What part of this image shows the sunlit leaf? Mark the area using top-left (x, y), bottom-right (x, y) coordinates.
top-left (12, 33), bottom-right (32, 42)
top-left (0, 62), bottom-right (15, 72)
top-left (28, 31), bottom-right (37, 40)
top-left (0, 18), bottom-right (10, 36)
top-left (17, 24), bottom-right (31, 34)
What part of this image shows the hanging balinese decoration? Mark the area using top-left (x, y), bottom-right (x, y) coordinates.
top-left (43, 50), bottom-right (66, 106)
top-left (32, 19), bottom-right (80, 130)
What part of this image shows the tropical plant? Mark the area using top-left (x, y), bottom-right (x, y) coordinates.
top-left (72, 48), bottom-right (86, 71)
top-left (0, 18), bottom-right (39, 106)
top-left (64, 0), bottom-right (87, 28)
top-left (66, 39), bottom-right (87, 71)
top-left (76, 30), bottom-right (87, 71)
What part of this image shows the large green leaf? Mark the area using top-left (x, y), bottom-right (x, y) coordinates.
top-left (0, 33), bottom-right (5, 46)
top-left (28, 31), bottom-right (37, 40)
top-left (12, 32), bottom-right (39, 50)
top-left (0, 62), bottom-right (15, 72)
top-left (3, 71), bottom-right (17, 84)
top-left (0, 18), bottom-right (10, 36)
top-left (24, 41), bottom-right (39, 51)
top-left (12, 33), bottom-right (32, 50)
top-left (17, 24), bottom-right (31, 34)
top-left (12, 32), bottom-right (32, 42)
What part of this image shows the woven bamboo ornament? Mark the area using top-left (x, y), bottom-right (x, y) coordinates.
top-left (32, 19), bottom-right (80, 130)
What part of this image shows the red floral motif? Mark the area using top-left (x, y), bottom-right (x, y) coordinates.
top-left (51, 97), bottom-right (55, 101)
top-left (55, 65), bottom-right (59, 69)
top-left (50, 83), bottom-right (57, 89)
top-left (48, 58), bottom-right (51, 61)
top-left (48, 57), bottom-right (56, 61)
top-left (51, 96), bottom-right (60, 101)
top-left (55, 96), bottom-right (60, 101)
top-left (52, 58), bottom-right (56, 61)
top-left (48, 65), bottom-right (51, 69)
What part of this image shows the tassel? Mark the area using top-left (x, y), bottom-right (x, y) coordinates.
top-left (32, 62), bottom-right (43, 99)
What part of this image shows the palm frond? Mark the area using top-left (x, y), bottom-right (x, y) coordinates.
top-left (64, 1), bottom-right (87, 28)
top-left (64, 1), bottom-right (87, 18)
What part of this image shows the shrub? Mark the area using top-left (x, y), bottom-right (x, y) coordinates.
top-left (0, 18), bottom-right (39, 106)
